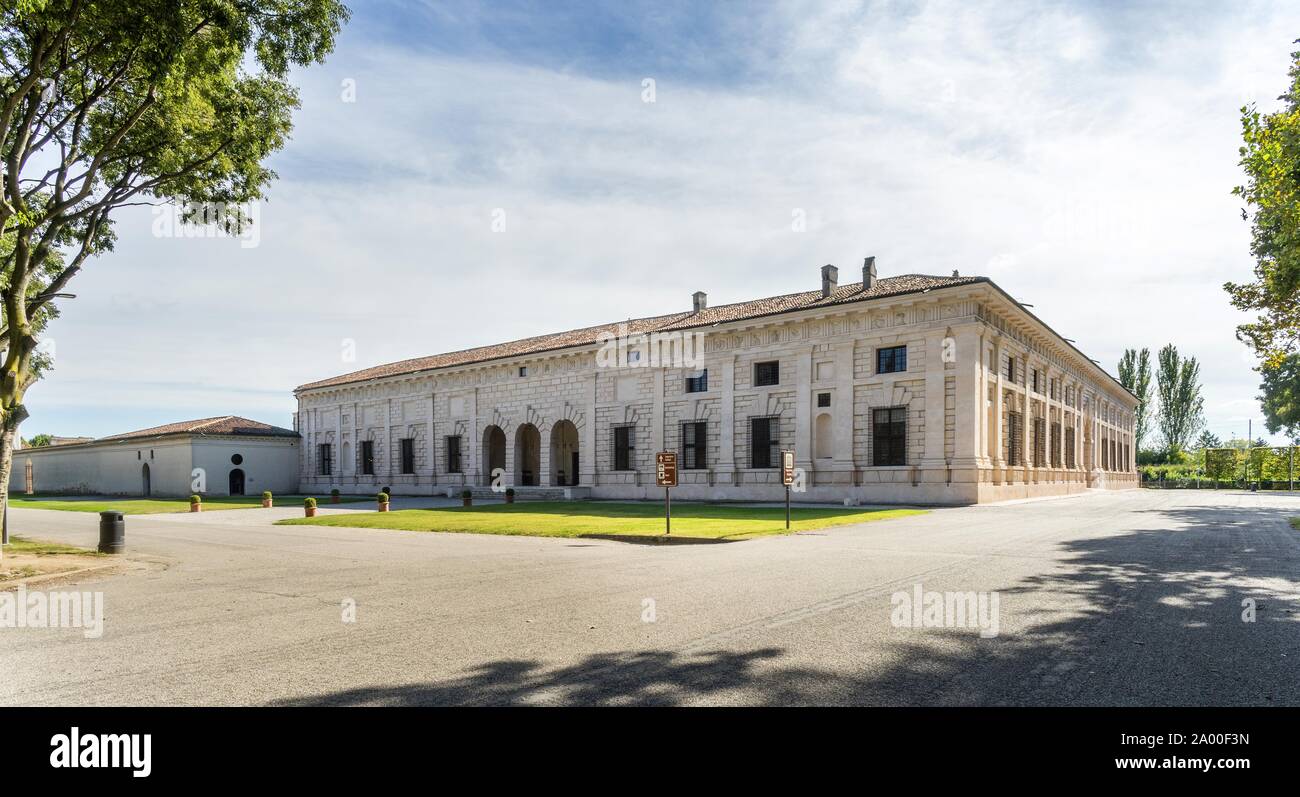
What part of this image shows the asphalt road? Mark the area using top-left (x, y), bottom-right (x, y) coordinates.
top-left (3, 489), bottom-right (1298, 706)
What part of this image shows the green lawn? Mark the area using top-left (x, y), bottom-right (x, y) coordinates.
top-left (4, 535), bottom-right (106, 556)
top-left (10, 494), bottom-right (369, 515)
top-left (1291, 518), bottom-right (1299, 531)
top-left (276, 501), bottom-right (928, 541)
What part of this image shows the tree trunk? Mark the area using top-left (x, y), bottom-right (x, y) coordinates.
top-left (0, 422), bottom-right (17, 565)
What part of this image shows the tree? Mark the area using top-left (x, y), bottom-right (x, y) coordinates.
top-left (1194, 430), bottom-right (1221, 449)
top-left (1155, 344), bottom-right (1204, 455)
top-left (1227, 42), bottom-right (1300, 440)
top-left (1258, 353), bottom-right (1300, 438)
top-left (0, 1), bottom-right (349, 559)
top-left (1118, 348), bottom-right (1153, 450)
top-left (25, 432), bottom-right (51, 447)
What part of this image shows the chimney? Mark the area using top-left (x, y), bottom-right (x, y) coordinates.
top-left (692, 291), bottom-right (707, 312)
top-left (862, 256), bottom-right (877, 290)
top-left (820, 264), bottom-right (838, 298)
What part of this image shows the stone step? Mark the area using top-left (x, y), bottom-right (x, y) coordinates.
top-left (461, 486), bottom-right (589, 501)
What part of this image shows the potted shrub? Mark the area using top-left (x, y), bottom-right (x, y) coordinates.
top-left (304, 497), bottom-right (317, 517)
top-left (505, 487), bottom-right (516, 504)
top-left (189, 494), bottom-right (202, 513)
top-left (330, 488), bottom-right (341, 504)
top-left (461, 488), bottom-right (473, 507)
top-left (377, 491), bottom-right (390, 512)
top-left (262, 490), bottom-right (273, 508)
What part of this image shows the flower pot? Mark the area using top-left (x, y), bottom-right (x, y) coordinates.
top-left (331, 495), bottom-right (340, 504)
top-left (262, 499), bottom-right (273, 508)
top-left (190, 504), bottom-right (201, 513)
top-left (378, 502), bottom-right (390, 512)
top-left (505, 494), bottom-right (514, 504)
top-left (305, 507), bottom-right (317, 517)
top-left (462, 498), bottom-right (472, 507)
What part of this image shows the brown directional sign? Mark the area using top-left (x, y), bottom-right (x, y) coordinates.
top-left (781, 450), bottom-right (796, 486)
top-left (656, 451), bottom-right (678, 487)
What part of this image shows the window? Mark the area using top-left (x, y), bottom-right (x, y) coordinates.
top-left (613, 425), bottom-right (635, 471)
top-left (872, 407), bottom-right (907, 466)
top-left (750, 417), bottom-right (779, 468)
top-left (231, 454), bottom-right (243, 466)
top-left (1032, 417), bottom-right (1046, 467)
top-left (817, 392), bottom-right (831, 408)
top-left (518, 366), bottom-right (528, 377)
top-left (318, 443), bottom-right (333, 476)
top-left (1031, 369), bottom-right (1041, 394)
top-left (1004, 355), bottom-right (1015, 381)
top-left (681, 421), bottom-right (707, 469)
top-left (446, 436), bottom-right (462, 473)
top-left (876, 345), bottom-right (907, 374)
top-left (1050, 422), bottom-right (1061, 467)
top-left (1007, 412), bottom-right (1023, 466)
top-left (361, 440), bottom-right (375, 475)
top-left (1050, 378), bottom-right (1058, 401)
top-left (754, 361), bottom-right (780, 387)
top-left (400, 438), bottom-right (415, 474)
top-left (1065, 428), bottom-right (1076, 468)
top-left (685, 370), bottom-right (708, 393)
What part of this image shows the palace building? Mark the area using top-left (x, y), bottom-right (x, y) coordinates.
top-left (294, 259), bottom-right (1138, 505)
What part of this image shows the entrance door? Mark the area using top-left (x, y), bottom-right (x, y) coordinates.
top-left (571, 452), bottom-right (580, 486)
top-left (229, 468), bottom-right (245, 495)
top-left (142, 464), bottom-right (151, 497)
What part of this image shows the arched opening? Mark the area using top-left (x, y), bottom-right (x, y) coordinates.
top-left (515, 424), bottom-right (541, 486)
top-left (814, 412), bottom-right (834, 460)
top-left (229, 468), bottom-right (245, 495)
top-left (24, 459), bottom-right (33, 494)
top-left (141, 463), bottom-right (151, 497)
top-left (482, 425), bottom-right (506, 486)
top-left (550, 420), bottom-right (579, 486)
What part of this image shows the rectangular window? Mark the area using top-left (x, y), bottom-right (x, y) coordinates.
top-left (681, 421), bottom-right (707, 469)
top-left (1032, 417), bottom-right (1046, 467)
top-left (361, 440), bottom-right (375, 475)
top-left (1004, 355), bottom-right (1015, 382)
top-left (400, 438), bottom-right (415, 474)
top-left (1031, 369), bottom-right (1041, 394)
top-left (1050, 423), bottom-right (1061, 467)
top-left (1007, 412), bottom-right (1023, 466)
top-left (318, 443), bottom-right (333, 476)
top-left (685, 370), bottom-right (708, 393)
top-left (817, 392), bottom-right (831, 408)
top-left (754, 360), bottom-right (780, 387)
top-left (872, 407), bottom-right (907, 466)
top-left (876, 345), bottom-right (908, 374)
top-left (446, 435), bottom-right (462, 473)
top-left (750, 417), bottom-right (779, 468)
top-left (613, 425), bottom-right (635, 471)
top-left (518, 366), bottom-right (528, 377)
top-left (1065, 428), bottom-right (1076, 468)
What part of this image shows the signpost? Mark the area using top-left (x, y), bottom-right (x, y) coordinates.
top-left (656, 451), bottom-right (678, 536)
top-left (781, 449), bottom-right (795, 530)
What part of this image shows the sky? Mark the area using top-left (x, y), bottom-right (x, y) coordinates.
top-left (21, 0), bottom-right (1300, 445)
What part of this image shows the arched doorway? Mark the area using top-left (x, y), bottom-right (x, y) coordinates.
top-left (482, 425), bottom-right (506, 486)
top-left (229, 468), bottom-right (245, 495)
top-left (515, 424), bottom-right (541, 486)
top-left (814, 413), bottom-right (834, 460)
top-left (141, 463), bottom-right (151, 497)
top-left (550, 420), bottom-right (579, 486)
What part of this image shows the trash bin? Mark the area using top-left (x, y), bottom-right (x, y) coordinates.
top-left (98, 510), bottom-right (124, 554)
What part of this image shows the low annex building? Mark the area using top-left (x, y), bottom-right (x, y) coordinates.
top-left (295, 260), bottom-right (1139, 505)
top-left (10, 416), bottom-right (300, 498)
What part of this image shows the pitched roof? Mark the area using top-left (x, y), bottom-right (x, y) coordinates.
top-left (97, 416), bottom-right (299, 442)
top-left (297, 273), bottom-right (985, 391)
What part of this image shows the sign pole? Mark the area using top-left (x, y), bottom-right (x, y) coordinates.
top-left (665, 487), bottom-right (671, 536)
top-left (785, 484), bottom-right (790, 530)
top-left (656, 451), bottom-right (677, 538)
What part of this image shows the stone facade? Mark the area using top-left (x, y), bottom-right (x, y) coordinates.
top-left (294, 269), bottom-right (1139, 505)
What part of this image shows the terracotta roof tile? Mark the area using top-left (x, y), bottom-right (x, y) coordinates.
top-left (98, 416), bottom-right (299, 442)
top-left (297, 274), bottom-right (985, 391)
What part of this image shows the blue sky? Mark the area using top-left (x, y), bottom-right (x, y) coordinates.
top-left (22, 0), bottom-right (1300, 444)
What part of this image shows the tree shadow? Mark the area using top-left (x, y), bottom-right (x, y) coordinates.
top-left (277, 500), bottom-right (1300, 706)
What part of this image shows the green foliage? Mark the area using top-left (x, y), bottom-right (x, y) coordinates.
top-left (330, 488), bottom-right (340, 496)
top-left (189, 494), bottom-right (201, 504)
top-left (1155, 344), bottom-right (1204, 455)
top-left (25, 432), bottom-right (52, 447)
top-left (460, 489), bottom-right (473, 499)
top-left (1118, 348), bottom-right (1153, 448)
top-left (1259, 353), bottom-right (1300, 438)
top-left (1194, 430), bottom-right (1222, 449)
top-left (262, 490), bottom-right (272, 500)
top-left (505, 487), bottom-right (516, 496)
top-left (304, 497), bottom-right (316, 508)
top-left (377, 492), bottom-right (389, 502)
